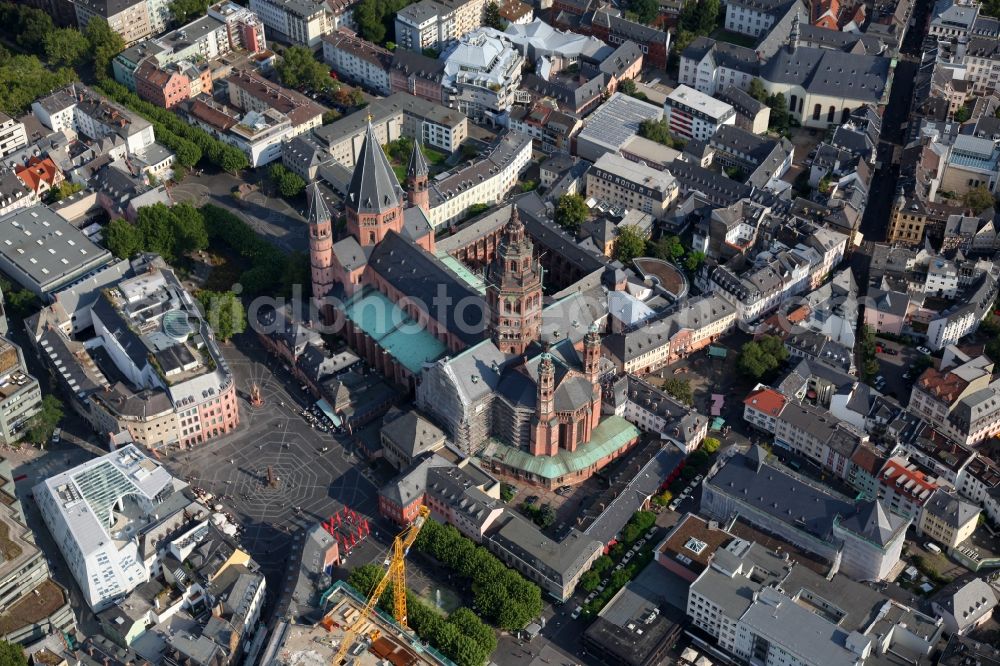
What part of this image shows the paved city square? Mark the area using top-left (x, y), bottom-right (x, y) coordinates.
top-left (166, 342), bottom-right (379, 579)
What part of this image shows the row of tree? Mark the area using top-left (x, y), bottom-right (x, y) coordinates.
top-left (413, 519), bottom-right (543, 631)
top-left (347, 565), bottom-right (497, 666)
top-left (354, 0), bottom-right (416, 44)
top-left (105, 203), bottom-right (209, 263)
top-left (96, 79), bottom-right (249, 174)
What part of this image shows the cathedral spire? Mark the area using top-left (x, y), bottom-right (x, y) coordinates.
top-left (407, 138), bottom-right (430, 212)
top-left (307, 180), bottom-right (331, 226)
top-left (346, 122), bottom-right (405, 246)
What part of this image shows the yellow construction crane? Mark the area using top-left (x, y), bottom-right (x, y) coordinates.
top-left (331, 505), bottom-right (430, 664)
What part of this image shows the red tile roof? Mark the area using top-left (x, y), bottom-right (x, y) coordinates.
top-left (743, 387), bottom-right (787, 416)
top-left (15, 157), bottom-right (59, 193)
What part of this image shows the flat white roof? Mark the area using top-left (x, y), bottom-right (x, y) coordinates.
top-left (667, 84), bottom-right (735, 121)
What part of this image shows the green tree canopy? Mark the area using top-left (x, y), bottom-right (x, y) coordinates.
top-left (748, 78), bottom-right (768, 102)
top-left (684, 250), bottom-right (706, 272)
top-left (44, 28), bottom-right (91, 67)
top-left (614, 224), bottom-right (648, 265)
top-left (104, 218), bottom-right (145, 259)
top-left (631, 0), bottom-right (660, 24)
top-left (0, 640), bottom-right (27, 666)
top-left (26, 395), bottom-right (63, 445)
top-left (136, 203), bottom-right (178, 261)
top-left (555, 194), bottom-right (588, 231)
top-left (766, 92), bottom-right (790, 133)
top-left (963, 184), bottom-right (996, 214)
top-left (647, 235), bottom-right (685, 262)
top-left (662, 378), bottom-right (694, 405)
top-left (172, 203), bottom-right (209, 255)
top-left (277, 45), bottom-right (333, 91)
top-left (197, 290), bottom-right (246, 341)
top-left (354, 0), bottom-right (414, 45)
top-left (484, 1), bottom-right (507, 29)
top-left (169, 0), bottom-right (210, 25)
top-left (269, 163), bottom-right (306, 199)
top-left (0, 52), bottom-right (76, 116)
top-left (638, 118), bottom-right (675, 147)
top-left (737, 335), bottom-right (789, 380)
top-left (85, 18), bottom-right (125, 79)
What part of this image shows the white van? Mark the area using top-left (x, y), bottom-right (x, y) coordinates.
top-left (926, 542), bottom-right (942, 554)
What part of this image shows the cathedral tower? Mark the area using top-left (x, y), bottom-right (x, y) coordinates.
top-left (406, 139), bottom-right (430, 213)
top-left (485, 207), bottom-right (543, 355)
top-left (531, 353), bottom-right (559, 457)
top-left (346, 122), bottom-right (405, 246)
top-left (307, 181), bottom-right (334, 300)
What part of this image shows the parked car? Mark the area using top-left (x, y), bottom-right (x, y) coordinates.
top-left (669, 499), bottom-right (680, 511)
top-left (645, 528), bottom-right (656, 539)
top-left (694, 474), bottom-right (703, 483)
top-left (51, 428), bottom-right (61, 444)
top-left (917, 346), bottom-right (931, 355)
top-left (571, 606), bottom-right (582, 619)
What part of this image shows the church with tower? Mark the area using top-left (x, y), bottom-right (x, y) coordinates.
top-left (309, 122), bottom-right (639, 488)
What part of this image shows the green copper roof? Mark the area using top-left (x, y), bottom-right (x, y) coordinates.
top-left (481, 416), bottom-right (641, 479)
top-left (339, 288), bottom-right (448, 374)
top-left (437, 252), bottom-right (486, 294)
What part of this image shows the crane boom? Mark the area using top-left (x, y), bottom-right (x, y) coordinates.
top-left (331, 505), bottom-right (430, 665)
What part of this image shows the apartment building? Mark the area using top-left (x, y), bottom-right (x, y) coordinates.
top-left (395, 0), bottom-right (487, 53)
top-left (248, 0), bottom-right (331, 45)
top-left (225, 69), bottom-right (324, 137)
top-left (723, 0), bottom-right (802, 37)
top-left (586, 153), bottom-right (679, 219)
top-left (687, 536), bottom-right (941, 666)
top-left (664, 85), bottom-right (736, 141)
top-left (907, 352), bottom-right (1000, 446)
top-left (742, 385), bottom-right (788, 433)
top-left (603, 294), bottom-right (737, 374)
top-left (0, 114), bottom-right (28, 160)
top-left (322, 29), bottom-right (392, 96)
top-left (72, 0), bottom-right (153, 46)
top-left (877, 457), bottom-right (939, 521)
top-left (609, 375), bottom-right (708, 454)
top-left (441, 29), bottom-right (524, 125)
top-left (33, 84), bottom-right (156, 157)
top-left (917, 488), bottom-right (980, 549)
top-left (113, 2), bottom-right (266, 100)
top-left (0, 337), bottom-right (42, 446)
top-left (0, 468), bottom-right (75, 645)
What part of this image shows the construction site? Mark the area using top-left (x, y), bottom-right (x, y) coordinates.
top-left (261, 582), bottom-right (453, 666)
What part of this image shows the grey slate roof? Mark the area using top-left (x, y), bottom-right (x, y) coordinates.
top-left (306, 180), bottom-right (331, 226)
top-left (367, 231), bottom-right (486, 346)
top-left (760, 46), bottom-right (890, 103)
top-left (346, 123), bottom-right (404, 214)
top-left (836, 500), bottom-right (907, 547)
top-left (923, 488), bottom-right (980, 528)
top-left (406, 141), bottom-right (429, 182)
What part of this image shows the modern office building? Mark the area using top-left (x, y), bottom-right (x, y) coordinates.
top-left (664, 85), bottom-right (736, 141)
top-left (586, 153), bottom-right (679, 219)
top-left (34, 445), bottom-right (186, 611)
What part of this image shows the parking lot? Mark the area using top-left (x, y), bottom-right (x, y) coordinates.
top-left (872, 338), bottom-right (932, 402)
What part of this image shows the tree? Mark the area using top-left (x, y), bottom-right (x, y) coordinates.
top-left (136, 203), bottom-right (178, 261)
top-left (614, 224), bottom-right (648, 264)
top-left (954, 104), bottom-right (972, 123)
top-left (702, 436), bottom-right (721, 454)
top-left (0, 640), bottom-right (27, 666)
top-left (631, 0), bottom-right (659, 24)
top-left (684, 250), bottom-right (706, 272)
top-left (0, 53), bottom-right (76, 116)
top-left (748, 78), bottom-right (768, 102)
top-left (169, 0), bottom-right (210, 25)
top-left (638, 118), bottom-right (674, 147)
top-left (15, 7), bottom-right (53, 55)
top-left (85, 18), bottom-right (125, 79)
top-left (104, 218), bottom-right (145, 258)
top-left (25, 395), bottom-right (63, 445)
top-left (737, 335), bottom-right (789, 380)
top-left (662, 378), bottom-right (694, 405)
top-left (858, 324), bottom-right (879, 382)
top-left (44, 28), bottom-right (90, 67)
top-left (484, 1), bottom-right (507, 29)
top-left (268, 163), bottom-right (306, 199)
top-left (197, 290), bottom-right (246, 341)
top-left (766, 92), bottom-right (790, 133)
top-left (579, 571), bottom-right (601, 592)
top-left (277, 45), bottom-right (332, 91)
top-left (963, 184), bottom-right (996, 214)
top-left (555, 194), bottom-right (588, 231)
top-left (647, 235), bottom-right (685, 262)
top-left (322, 109), bottom-right (342, 125)
top-left (47, 180), bottom-right (84, 203)
top-left (172, 203), bottom-right (209, 255)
